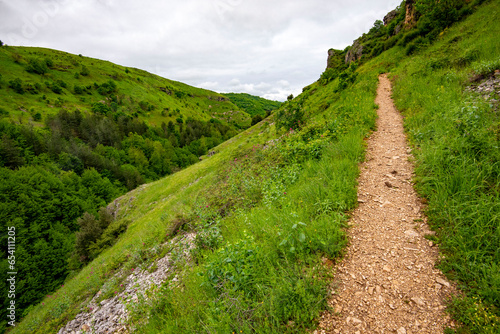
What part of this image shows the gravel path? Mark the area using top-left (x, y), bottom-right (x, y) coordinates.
top-left (315, 74), bottom-right (456, 334)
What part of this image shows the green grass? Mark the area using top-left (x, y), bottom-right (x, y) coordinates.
top-left (11, 49), bottom-right (379, 333)
top-left (389, 1), bottom-right (500, 332)
top-left (0, 46), bottom-right (251, 128)
top-left (11, 1), bottom-right (500, 333)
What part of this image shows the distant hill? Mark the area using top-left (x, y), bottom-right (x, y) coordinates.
top-left (0, 46), bottom-right (252, 128)
top-left (223, 92), bottom-right (281, 117)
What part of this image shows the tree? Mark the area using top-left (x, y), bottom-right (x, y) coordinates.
top-left (251, 114), bottom-right (263, 126)
top-left (415, 0), bottom-right (467, 30)
top-left (0, 134), bottom-right (25, 168)
top-left (0, 40), bottom-right (3, 47)
top-left (92, 102), bottom-right (111, 115)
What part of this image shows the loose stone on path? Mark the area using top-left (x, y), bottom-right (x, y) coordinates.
top-left (314, 74), bottom-right (456, 334)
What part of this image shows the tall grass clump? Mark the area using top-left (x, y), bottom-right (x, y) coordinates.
top-left (391, 1), bottom-right (500, 332)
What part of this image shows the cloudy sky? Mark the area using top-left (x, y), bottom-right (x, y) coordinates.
top-left (0, 0), bottom-right (400, 101)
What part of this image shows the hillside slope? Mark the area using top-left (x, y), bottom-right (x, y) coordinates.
top-left (223, 92), bottom-right (282, 117)
top-left (0, 46), bottom-right (282, 332)
top-left (9, 0), bottom-right (500, 333)
top-left (0, 46), bottom-right (251, 128)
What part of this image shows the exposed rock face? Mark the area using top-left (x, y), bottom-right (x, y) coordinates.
top-left (345, 39), bottom-right (363, 64)
top-left (56, 233), bottom-right (196, 334)
top-left (384, 9), bottom-right (399, 26)
top-left (404, 0), bottom-right (417, 28)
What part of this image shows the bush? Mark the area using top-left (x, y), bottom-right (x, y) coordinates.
top-left (80, 65), bottom-right (90, 76)
top-left (275, 102), bottom-right (304, 130)
top-left (8, 78), bottom-right (24, 94)
top-left (319, 68), bottom-right (337, 85)
top-left (415, 0), bottom-right (468, 31)
top-left (49, 82), bottom-right (63, 94)
top-left (73, 85), bottom-right (84, 94)
top-left (91, 102), bottom-right (111, 115)
top-left (405, 36), bottom-right (429, 55)
top-left (26, 57), bottom-right (49, 75)
top-left (251, 114), bottom-right (263, 125)
top-left (97, 80), bottom-right (117, 95)
top-left (0, 107), bottom-right (9, 118)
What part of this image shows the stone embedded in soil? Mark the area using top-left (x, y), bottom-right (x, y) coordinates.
top-left (315, 74), bottom-right (455, 334)
top-left (436, 277), bottom-right (450, 288)
top-left (411, 296), bottom-right (425, 306)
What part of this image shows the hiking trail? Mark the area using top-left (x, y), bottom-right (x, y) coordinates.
top-left (315, 74), bottom-right (456, 334)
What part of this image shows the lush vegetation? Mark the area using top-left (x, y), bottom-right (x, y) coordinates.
top-left (389, 2), bottom-right (500, 332)
top-left (8, 41), bottom-right (379, 333)
top-left (0, 46), bottom-right (282, 331)
top-left (7, 0), bottom-right (500, 333)
top-left (223, 93), bottom-right (282, 125)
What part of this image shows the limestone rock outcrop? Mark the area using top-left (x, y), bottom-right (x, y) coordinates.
top-left (345, 39), bottom-right (363, 64)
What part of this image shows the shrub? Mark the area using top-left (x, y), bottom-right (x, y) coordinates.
top-left (8, 78), bottom-right (24, 94)
top-left (275, 102), bottom-right (304, 130)
top-left (405, 36), bottom-right (429, 55)
top-left (97, 80), bottom-right (117, 95)
top-left (50, 82), bottom-right (62, 94)
top-left (74, 208), bottom-right (115, 261)
top-left (73, 85), bottom-right (84, 94)
top-left (80, 65), bottom-right (90, 76)
top-left (319, 68), bottom-right (337, 85)
top-left (251, 114), bottom-right (263, 125)
top-left (44, 57), bottom-right (54, 69)
top-left (91, 102), bottom-right (111, 115)
top-left (26, 57), bottom-right (49, 75)
top-left (0, 107), bottom-right (9, 118)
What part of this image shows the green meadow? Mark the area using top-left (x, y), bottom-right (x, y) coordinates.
top-left (5, 0), bottom-right (500, 333)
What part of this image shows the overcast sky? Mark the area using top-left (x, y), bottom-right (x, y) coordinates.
top-left (0, 0), bottom-right (400, 101)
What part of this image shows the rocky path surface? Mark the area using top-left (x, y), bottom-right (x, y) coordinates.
top-left (315, 74), bottom-right (456, 334)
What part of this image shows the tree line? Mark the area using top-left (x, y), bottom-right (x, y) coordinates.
top-left (0, 109), bottom-right (236, 327)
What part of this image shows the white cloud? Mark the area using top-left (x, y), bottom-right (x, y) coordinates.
top-left (0, 0), bottom-right (400, 101)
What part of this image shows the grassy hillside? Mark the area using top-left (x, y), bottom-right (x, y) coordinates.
top-left (9, 0), bottom-right (500, 333)
top-left (9, 48), bottom-right (380, 334)
top-left (389, 2), bottom-right (500, 332)
top-left (0, 46), bottom-right (251, 128)
top-left (0, 46), bottom-right (282, 332)
top-left (223, 92), bottom-right (282, 117)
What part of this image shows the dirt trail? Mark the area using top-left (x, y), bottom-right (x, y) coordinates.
top-left (315, 74), bottom-right (456, 334)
